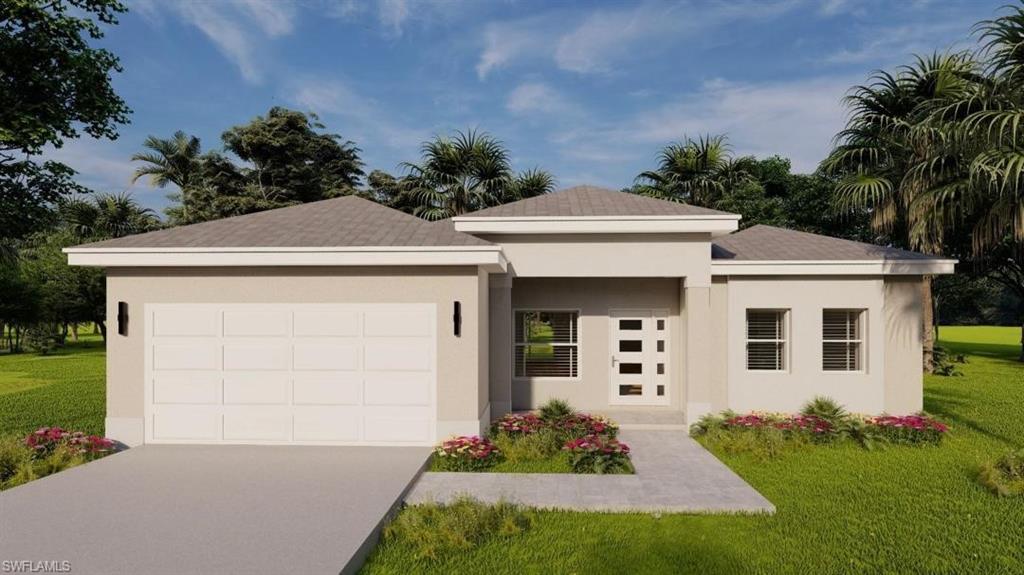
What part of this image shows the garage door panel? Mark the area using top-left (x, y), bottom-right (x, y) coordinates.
top-left (364, 311), bottom-right (432, 337)
top-left (364, 372), bottom-right (431, 406)
top-left (153, 373), bottom-right (221, 404)
top-left (365, 341), bottom-right (432, 371)
top-left (153, 308), bottom-right (218, 337)
top-left (364, 416), bottom-right (431, 443)
top-left (293, 373), bottom-right (361, 405)
top-left (293, 343), bottom-right (358, 371)
top-left (293, 407), bottom-right (360, 441)
top-left (146, 303), bottom-right (436, 446)
top-left (153, 344), bottom-right (219, 371)
top-left (152, 407), bottom-right (221, 440)
top-left (294, 311), bottom-right (359, 337)
top-left (223, 375), bottom-right (289, 405)
top-left (223, 409), bottom-right (291, 441)
top-left (223, 343), bottom-right (290, 371)
top-left (223, 310), bottom-right (290, 337)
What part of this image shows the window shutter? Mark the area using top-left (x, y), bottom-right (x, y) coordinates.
top-left (746, 310), bottom-right (786, 371)
top-left (822, 310), bottom-right (863, 371)
top-left (514, 311), bottom-right (579, 378)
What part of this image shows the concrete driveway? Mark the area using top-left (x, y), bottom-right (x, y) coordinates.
top-left (0, 445), bottom-right (429, 575)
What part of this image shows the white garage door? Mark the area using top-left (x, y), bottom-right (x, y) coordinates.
top-left (143, 303), bottom-right (437, 445)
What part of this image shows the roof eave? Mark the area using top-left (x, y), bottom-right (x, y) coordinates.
top-left (710, 259), bottom-right (957, 276)
top-left (452, 215), bottom-right (741, 236)
top-left (64, 246), bottom-right (508, 272)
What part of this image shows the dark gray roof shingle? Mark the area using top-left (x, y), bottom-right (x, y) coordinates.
top-left (712, 225), bottom-right (938, 261)
top-left (75, 195), bottom-right (491, 249)
top-left (460, 185), bottom-right (736, 218)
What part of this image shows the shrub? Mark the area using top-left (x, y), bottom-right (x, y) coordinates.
top-left (977, 449), bottom-right (1024, 497)
top-left (800, 396), bottom-right (848, 427)
top-left (23, 325), bottom-right (62, 355)
top-left (554, 413), bottom-right (618, 440)
top-left (932, 346), bottom-right (965, 377)
top-left (868, 415), bottom-right (948, 445)
top-left (491, 412), bottom-right (544, 436)
top-left (432, 436), bottom-right (501, 471)
top-left (24, 427), bottom-right (114, 460)
top-left (0, 437), bottom-right (31, 484)
top-left (492, 428), bottom-right (563, 462)
top-left (382, 497), bottom-right (533, 561)
top-left (563, 435), bottom-right (632, 474)
top-left (700, 425), bottom-right (802, 460)
top-left (537, 398), bottom-right (574, 423)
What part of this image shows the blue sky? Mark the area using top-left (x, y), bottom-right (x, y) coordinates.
top-left (52, 0), bottom-right (1005, 211)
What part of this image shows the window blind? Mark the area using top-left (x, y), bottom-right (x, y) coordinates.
top-left (823, 309), bottom-right (863, 371)
top-left (514, 311), bottom-right (579, 378)
top-left (746, 310), bottom-right (786, 371)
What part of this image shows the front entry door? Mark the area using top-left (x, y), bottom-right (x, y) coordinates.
top-left (609, 309), bottom-right (669, 406)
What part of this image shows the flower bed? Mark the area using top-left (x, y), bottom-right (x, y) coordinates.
top-left (431, 400), bottom-right (631, 474)
top-left (691, 397), bottom-right (949, 458)
top-left (1, 427), bottom-right (116, 490)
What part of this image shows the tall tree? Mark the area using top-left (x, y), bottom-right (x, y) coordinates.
top-left (222, 107), bottom-right (365, 205)
top-left (0, 0), bottom-right (130, 254)
top-left (632, 135), bottom-right (754, 207)
top-left (821, 53), bottom-right (980, 369)
top-left (401, 130), bottom-right (555, 220)
top-left (60, 192), bottom-right (161, 239)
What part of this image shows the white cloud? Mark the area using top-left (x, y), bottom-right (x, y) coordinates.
top-left (478, 1), bottom-right (800, 79)
top-left (289, 78), bottom-right (428, 151)
top-left (506, 82), bottom-right (571, 115)
top-left (378, 0), bottom-right (410, 36)
top-left (476, 17), bottom-right (551, 79)
top-left (151, 0), bottom-right (297, 84)
top-left (42, 139), bottom-right (167, 208)
top-left (822, 21), bottom-right (972, 65)
top-left (551, 75), bottom-right (858, 173)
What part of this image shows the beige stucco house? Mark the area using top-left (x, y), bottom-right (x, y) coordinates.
top-left (66, 186), bottom-right (955, 447)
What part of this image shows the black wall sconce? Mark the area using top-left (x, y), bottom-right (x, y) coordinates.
top-left (117, 302), bottom-right (129, 336)
top-left (453, 301), bottom-right (462, 337)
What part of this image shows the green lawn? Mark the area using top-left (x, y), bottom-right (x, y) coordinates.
top-left (364, 326), bottom-right (1024, 575)
top-left (0, 333), bottom-right (106, 437)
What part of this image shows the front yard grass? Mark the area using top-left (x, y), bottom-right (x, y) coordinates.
top-left (364, 326), bottom-right (1024, 574)
top-left (0, 334), bottom-right (105, 437)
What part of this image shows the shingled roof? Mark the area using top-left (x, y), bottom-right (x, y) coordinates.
top-left (712, 225), bottom-right (937, 261)
top-left (460, 185), bottom-right (736, 218)
top-left (76, 195), bottom-right (490, 249)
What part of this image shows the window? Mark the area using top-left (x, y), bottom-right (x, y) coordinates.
top-left (746, 310), bottom-right (787, 371)
top-left (514, 311), bottom-right (579, 378)
top-left (822, 310), bottom-right (864, 371)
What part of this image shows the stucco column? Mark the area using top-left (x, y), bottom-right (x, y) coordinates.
top-left (684, 276), bottom-right (713, 423)
top-left (488, 273), bottom-right (513, 417)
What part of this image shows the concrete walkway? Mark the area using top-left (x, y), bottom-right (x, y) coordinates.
top-left (0, 445), bottom-right (429, 575)
top-left (406, 430), bottom-right (774, 513)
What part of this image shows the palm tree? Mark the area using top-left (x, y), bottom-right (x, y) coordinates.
top-left (60, 192), bottom-right (161, 240)
top-left (632, 135), bottom-right (753, 207)
top-left (401, 130), bottom-right (554, 220)
top-left (131, 131), bottom-right (204, 223)
top-left (821, 53), bottom-right (980, 370)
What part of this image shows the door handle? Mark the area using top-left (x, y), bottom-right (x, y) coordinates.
top-left (611, 356), bottom-right (618, 367)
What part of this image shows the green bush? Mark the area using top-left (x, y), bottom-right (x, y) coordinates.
top-left (23, 325), bottom-right (62, 355)
top-left (977, 449), bottom-right (1024, 497)
top-left (0, 436), bottom-right (30, 485)
top-left (382, 497), bottom-right (533, 561)
top-left (800, 396), bottom-right (848, 427)
top-left (699, 426), bottom-right (806, 460)
top-left (492, 427), bottom-right (563, 462)
top-left (932, 346), bottom-right (966, 377)
top-left (537, 398), bottom-right (574, 423)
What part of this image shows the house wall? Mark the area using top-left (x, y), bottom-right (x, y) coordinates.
top-left (104, 266), bottom-right (489, 444)
top-left (883, 276), bottom-right (924, 413)
top-left (480, 233), bottom-right (712, 281)
top-left (717, 275), bottom-right (926, 415)
top-left (508, 277), bottom-right (682, 411)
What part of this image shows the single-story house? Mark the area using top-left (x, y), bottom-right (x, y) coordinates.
top-left (66, 186), bottom-right (956, 447)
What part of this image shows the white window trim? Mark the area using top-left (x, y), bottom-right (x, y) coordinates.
top-left (511, 308), bottom-right (582, 382)
top-left (745, 309), bottom-right (790, 373)
top-left (822, 309), bottom-right (867, 374)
